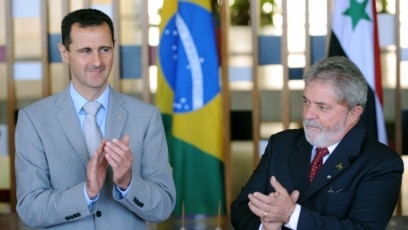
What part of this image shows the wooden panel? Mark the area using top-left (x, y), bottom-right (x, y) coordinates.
top-left (6, 0), bottom-right (17, 213)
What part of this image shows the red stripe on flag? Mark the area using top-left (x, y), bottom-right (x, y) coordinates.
top-left (372, 1), bottom-right (383, 105)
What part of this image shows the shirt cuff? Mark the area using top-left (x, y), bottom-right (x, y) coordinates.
top-left (284, 204), bottom-right (301, 229)
top-left (115, 178), bottom-right (132, 199)
top-left (258, 204), bottom-right (300, 230)
top-left (84, 183), bottom-right (99, 206)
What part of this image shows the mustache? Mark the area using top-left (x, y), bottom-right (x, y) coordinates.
top-left (303, 119), bottom-right (322, 129)
top-left (87, 66), bottom-right (105, 72)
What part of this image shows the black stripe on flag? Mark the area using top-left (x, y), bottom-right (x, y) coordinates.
top-left (328, 32), bottom-right (379, 140)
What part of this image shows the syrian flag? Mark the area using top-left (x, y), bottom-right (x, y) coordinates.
top-left (329, 0), bottom-right (387, 145)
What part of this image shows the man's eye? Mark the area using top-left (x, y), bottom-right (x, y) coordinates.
top-left (319, 105), bottom-right (328, 111)
top-left (80, 49), bottom-right (91, 53)
top-left (303, 99), bottom-right (309, 105)
top-left (101, 48), bottom-right (111, 53)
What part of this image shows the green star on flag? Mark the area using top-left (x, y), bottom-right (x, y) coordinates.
top-left (342, 0), bottom-right (371, 30)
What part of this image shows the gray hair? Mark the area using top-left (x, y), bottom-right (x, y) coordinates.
top-left (303, 56), bottom-right (368, 110)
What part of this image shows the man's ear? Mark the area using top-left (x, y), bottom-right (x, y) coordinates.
top-left (58, 43), bottom-right (69, 63)
top-left (349, 105), bottom-right (363, 124)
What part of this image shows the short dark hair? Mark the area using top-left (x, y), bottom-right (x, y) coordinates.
top-left (61, 8), bottom-right (114, 50)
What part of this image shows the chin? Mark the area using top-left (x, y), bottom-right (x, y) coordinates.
top-left (305, 130), bottom-right (326, 147)
top-left (90, 80), bottom-right (107, 89)
top-left (305, 127), bottom-right (319, 137)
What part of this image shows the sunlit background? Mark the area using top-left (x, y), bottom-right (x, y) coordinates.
top-left (146, 0), bottom-right (407, 92)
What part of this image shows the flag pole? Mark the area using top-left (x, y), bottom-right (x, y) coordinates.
top-left (281, 0), bottom-right (290, 130)
top-left (394, 0), bottom-right (402, 216)
top-left (181, 200), bottom-right (185, 229)
top-left (140, 0), bottom-right (151, 103)
top-left (219, 0), bottom-right (232, 216)
top-left (40, 0), bottom-right (51, 97)
top-left (5, 0), bottom-right (17, 213)
top-left (216, 200), bottom-right (222, 229)
top-left (250, 0), bottom-right (260, 168)
top-left (305, 0), bottom-right (311, 69)
top-left (61, 0), bottom-right (70, 87)
top-left (326, 0), bottom-right (333, 56)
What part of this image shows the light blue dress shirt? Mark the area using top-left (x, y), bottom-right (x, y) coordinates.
top-left (69, 83), bottom-right (131, 209)
top-left (70, 83), bottom-right (109, 136)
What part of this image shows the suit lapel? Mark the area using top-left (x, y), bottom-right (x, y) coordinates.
top-left (55, 88), bottom-right (90, 166)
top-left (300, 150), bottom-right (350, 201)
top-left (104, 90), bottom-right (127, 141)
top-left (290, 138), bottom-right (313, 193)
top-left (298, 124), bottom-right (364, 202)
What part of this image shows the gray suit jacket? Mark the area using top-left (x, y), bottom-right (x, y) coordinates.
top-left (15, 86), bottom-right (176, 229)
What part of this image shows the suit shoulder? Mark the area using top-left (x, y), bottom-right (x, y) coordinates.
top-left (269, 128), bottom-right (304, 141)
top-left (363, 135), bottom-right (402, 162)
top-left (20, 94), bottom-right (60, 113)
top-left (119, 94), bottom-right (153, 106)
top-left (117, 93), bottom-right (158, 112)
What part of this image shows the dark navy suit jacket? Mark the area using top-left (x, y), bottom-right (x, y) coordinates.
top-left (231, 123), bottom-right (403, 230)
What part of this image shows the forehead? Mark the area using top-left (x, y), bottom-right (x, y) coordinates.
top-left (69, 22), bottom-right (112, 44)
top-left (304, 80), bottom-right (339, 105)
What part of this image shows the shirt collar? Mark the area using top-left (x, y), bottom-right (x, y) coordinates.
top-left (70, 83), bottom-right (110, 114)
top-left (313, 142), bottom-right (340, 154)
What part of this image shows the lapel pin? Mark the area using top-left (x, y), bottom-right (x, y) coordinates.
top-left (118, 114), bottom-right (123, 119)
top-left (328, 186), bottom-right (334, 193)
top-left (336, 163), bottom-right (343, 171)
top-left (327, 175), bottom-right (332, 179)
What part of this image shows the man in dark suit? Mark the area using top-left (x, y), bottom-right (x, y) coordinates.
top-left (231, 56), bottom-right (403, 230)
top-left (15, 8), bottom-right (175, 229)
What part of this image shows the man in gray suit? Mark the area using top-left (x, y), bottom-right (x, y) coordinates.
top-left (15, 8), bottom-right (176, 229)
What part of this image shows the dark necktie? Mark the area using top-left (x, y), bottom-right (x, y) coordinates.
top-left (308, 147), bottom-right (329, 183)
top-left (83, 101), bottom-right (102, 157)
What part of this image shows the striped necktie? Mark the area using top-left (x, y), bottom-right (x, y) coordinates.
top-left (308, 147), bottom-right (329, 183)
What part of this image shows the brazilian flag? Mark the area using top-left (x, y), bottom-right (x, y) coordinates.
top-left (156, 0), bottom-right (225, 215)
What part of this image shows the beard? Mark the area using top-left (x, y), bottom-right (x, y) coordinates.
top-left (303, 116), bottom-right (346, 147)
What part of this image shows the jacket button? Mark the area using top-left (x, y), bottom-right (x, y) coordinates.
top-left (133, 197), bottom-right (144, 207)
top-left (96, 211), bottom-right (102, 217)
